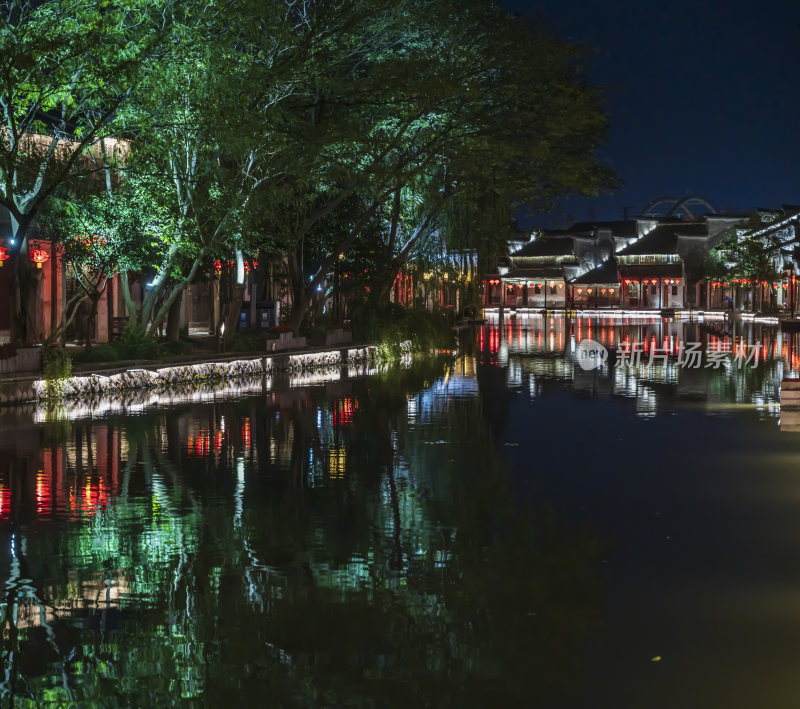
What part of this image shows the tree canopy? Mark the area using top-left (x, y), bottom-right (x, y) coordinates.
top-left (1, 0), bottom-right (615, 341)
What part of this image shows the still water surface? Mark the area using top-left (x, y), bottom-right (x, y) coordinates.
top-left (2, 317), bottom-right (800, 707)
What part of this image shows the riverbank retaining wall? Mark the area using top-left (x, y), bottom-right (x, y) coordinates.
top-left (0, 342), bottom-right (409, 405)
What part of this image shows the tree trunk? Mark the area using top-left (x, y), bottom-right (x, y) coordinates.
top-left (8, 222), bottom-right (38, 345)
top-left (166, 294), bottom-right (183, 342)
top-left (287, 287), bottom-right (313, 335)
top-left (224, 285), bottom-right (244, 336)
top-left (286, 246), bottom-right (309, 335)
top-left (85, 294), bottom-right (101, 350)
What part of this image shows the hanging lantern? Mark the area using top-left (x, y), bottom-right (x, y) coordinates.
top-left (0, 246), bottom-right (9, 267)
top-left (29, 244), bottom-right (49, 269)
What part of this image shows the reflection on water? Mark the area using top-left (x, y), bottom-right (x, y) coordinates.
top-left (481, 316), bottom-right (793, 419)
top-left (0, 357), bottom-right (602, 706)
top-left (2, 322), bottom-right (800, 706)
top-left (30, 363), bottom-right (385, 424)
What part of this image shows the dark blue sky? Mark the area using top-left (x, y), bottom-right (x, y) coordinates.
top-left (502, 0), bottom-right (800, 224)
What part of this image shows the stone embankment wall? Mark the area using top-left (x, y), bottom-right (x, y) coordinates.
top-left (0, 342), bottom-right (411, 405)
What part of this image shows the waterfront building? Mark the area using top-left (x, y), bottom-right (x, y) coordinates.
top-left (615, 222), bottom-right (700, 309)
top-left (569, 258), bottom-right (621, 308)
top-left (488, 213), bottom-right (753, 314)
top-left (491, 220), bottom-right (639, 309)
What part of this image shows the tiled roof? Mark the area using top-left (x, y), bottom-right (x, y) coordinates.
top-left (512, 237), bottom-right (574, 257)
top-left (570, 259), bottom-right (619, 285)
top-left (543, 220), bottom-right (638, 238)
top-left (617, 223), bottom-right (707, 256)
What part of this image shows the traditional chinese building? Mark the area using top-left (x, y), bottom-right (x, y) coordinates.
top-left (490, 221), bottom-right (642, 309)
top-left (569, 257), bottom-right (621, 307)
top-left (615, 222), bottom-right (702, 309)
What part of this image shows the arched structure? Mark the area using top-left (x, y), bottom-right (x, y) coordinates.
top-left (640, 195), bottom-right (718, 220)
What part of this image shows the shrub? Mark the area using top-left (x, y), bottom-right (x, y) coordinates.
top-left (226, 331), bottom-right (264, 353)
top-left (77, 344), bottom-right (118, 363)
top-left (162, 339), bottom-right (193, 356)
top-left (42, 344), bottom-right (72, 402)
top-left (72, 322), bottom-right (163, 364)
top-left (114, 322), bottom-right (162, 360)
top-left (351, 304), bottom-right (455, 359)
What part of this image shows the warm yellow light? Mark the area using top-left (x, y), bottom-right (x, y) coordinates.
top-left (329, 447), bottom-right (347, 478)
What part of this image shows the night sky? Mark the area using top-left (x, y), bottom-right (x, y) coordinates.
top-left (502, 0), bottom-right (800, 225)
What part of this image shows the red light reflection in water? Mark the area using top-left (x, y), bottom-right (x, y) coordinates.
top-left (482, 324), bottom-right (800, 373)
top-left (333, 398), bottom-right (357, 426)
top-left (36, 470), bottom-right (51, 515)
top-left (67, 477), bottom-right (109, 519)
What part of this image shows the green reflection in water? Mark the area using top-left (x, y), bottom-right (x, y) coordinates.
top-left (1, 357), bottom-right (603, 706)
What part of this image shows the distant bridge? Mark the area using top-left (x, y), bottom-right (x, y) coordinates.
top-left (640, 195), bottom-right (719, 219)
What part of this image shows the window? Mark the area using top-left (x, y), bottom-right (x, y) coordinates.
top-left (534, 284), bottom-right (542, 295)
top-left (672, 285), bottom-right (678, 296)
top-left (550, 285), bottom-right (558, 295)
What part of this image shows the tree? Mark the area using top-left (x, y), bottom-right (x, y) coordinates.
top-left (0, 0), bottom-right (176, 343)
top-left (252, 0), bottom-right (615, 333)
top-left (36, 192), bottom-right (120, 347)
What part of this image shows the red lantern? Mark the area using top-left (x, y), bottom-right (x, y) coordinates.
top-left (0, 246), bottom-right (9, 267)
top-left (29, 245), bottom-right (49, 269)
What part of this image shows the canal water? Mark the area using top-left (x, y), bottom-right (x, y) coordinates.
top-left (2, 315), bottom-right (800, 707)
